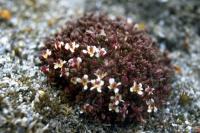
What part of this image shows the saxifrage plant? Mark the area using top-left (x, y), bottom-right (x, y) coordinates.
top-left (39, 13), bottom-right (172, 124)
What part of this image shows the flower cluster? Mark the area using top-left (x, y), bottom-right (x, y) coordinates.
top-left (40, 13), bottom-right (172, 123)
top-left (65, 42), bottom-right (79, 53)
top-left (109, 94), bottom-right (124, 113)
top-left (82, 45), bottom-right (107, 57)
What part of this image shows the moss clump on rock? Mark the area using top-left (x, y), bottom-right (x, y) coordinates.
top-left (40, 13), bottom-right (172, 123)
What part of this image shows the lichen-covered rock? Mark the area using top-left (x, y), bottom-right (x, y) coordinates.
top-left (40, 13), bottom-right (172, 123)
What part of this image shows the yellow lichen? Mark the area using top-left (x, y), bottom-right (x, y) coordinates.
top-left (0, 9), bottom-right (12, 21)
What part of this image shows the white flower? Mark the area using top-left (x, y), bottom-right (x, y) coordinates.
top-left (127, 17), bottom-right (133, 24)
top-left (90, 78), bottom-right (104, 93)
top-left (146, 99), bottom-right (158, 113)
top-left (42, 49), bottom-right (52, 59)
top-left (130, 81), bottom-right (143, 95)
top-left (82, 46), bottom-right (107, 58)
top-left (110, 94), bottom-right (124, 105)
top-left (94, 70), bottom-right (107, 79)
top-left (145, 86), bottom-right (155, 95)
top-left (108, 103), bottom-right (114, 111)
top-left (108, 78), bottom-right (121, 93)
top-left (95, 48), bottom-right (107, 57)
top-left (77, 74), bottom-right (89, 90)
top-left (133, 24), bottom-right (139, 29)
top-left (109, 102), bottom-right (120, 113)
top-left (65, 41), bottom-right (79, 53)
top-left (109, 94), bottom-right (124, 113)
top-left (82, 46), bottom-right (97, 57)
top-left (70, 77), bottom-right (79, 84)
top-left (68, 57), bottom-right (82, 68)
top-left (54, 41), bottom-right (64, 49)
top-left (53, 59), bottom-right (66, 69)
top-left (60, 67), bottom-right (70, 77)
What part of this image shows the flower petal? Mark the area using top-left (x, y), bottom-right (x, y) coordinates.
top-left (114, 88), bottom-right (119, 93)
top-left (109, 78), bottom-right (115, 84)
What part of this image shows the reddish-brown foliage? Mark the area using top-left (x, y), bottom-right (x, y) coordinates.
top-left (40, 13), bottom-right (172, 124)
